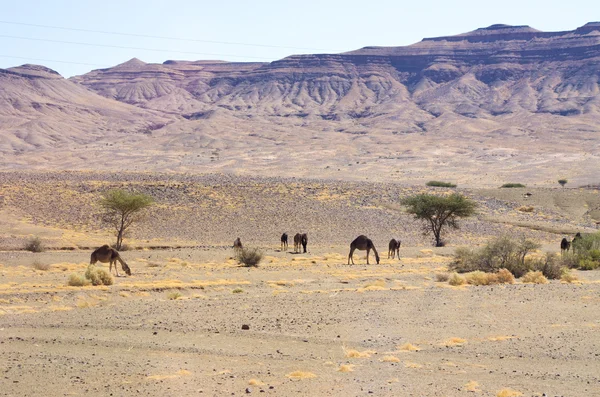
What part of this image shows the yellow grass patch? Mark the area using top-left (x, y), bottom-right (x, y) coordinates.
top-left (521, 271), bottom-right (548, 284)
top-left (496, 389), bottom-right (523, 397)
top-left (381, 356), bottom-right (400, 363)
top-left (397, 343), bottom-right (421, 351)
top-left (119, 292), bottom-right (130, 298)
top-left (248, 379), bottom-right (264, 386)
top-left (286, 371), bottom-right (317, 379)
top-left (443, 337), bottom-right (467, 346)
top-left (49, 305), bottom-right (73, 312)
top-left (357, 285), bottom-right (387, 293)
top-left (488, 335), bottom-right (516, 342)
top-left (464, 380), bottom-right (480, 392)
top-left (344, 347), bottom-right (376, 358)
top-left (404, 362), bottom-right (423, 368)
top-left (337, 364), bottom-right (355, 372)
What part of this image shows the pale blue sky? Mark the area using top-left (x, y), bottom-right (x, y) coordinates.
top-left (0, 0), bottom-right (597, 77)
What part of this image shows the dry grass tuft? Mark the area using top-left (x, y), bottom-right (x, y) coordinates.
top-left (496, 268), bottom-right (515, 284)
top-left (465, 271), bottom-right (498, 286)
top-left (32, 261), bottom-right (50, 271)
top-left (85, 265), bottom-right (113, 286)
top-left (248, 379), bottom-right (264, 386)
top-left (560, 269), bottom-right (578, 283)
top-left (232, 288), bottom-right (244, 294)
top-left (337, 364), bottom-right (355, 372)
top-left (488, 335), bottom-right (515, 341)
top-left (521, 271), bottom-right (548, 284)
top-left (435, 273), bottom-right (450, 282)
top-left (67, 274), bottom-right (90, 287)
top-left (443, 337), bottom-right (467, 346)
top-left (464, 380), bottom-right (480, 392)
top-left (167, 291), bottom-right (183, 300)
top-left (404, 362), bottom-right (423, 368)
top-left (448, 273), bottom-right (466, 286)
top-left (286, 371), bottom-right (317, 379)
top-left (344, 347), bottom-right (376, 358)
top-left (496, 389), bottom-right (523, 397)
top-left (381, 356), bottom-right (400, 363)
top-left (517, 206), bottom-right (534, 212)
top-left (397, 343), bottom-right (421, 351)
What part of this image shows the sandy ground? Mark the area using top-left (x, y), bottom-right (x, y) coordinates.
top-left (1, 173), bottom-right (599, 396)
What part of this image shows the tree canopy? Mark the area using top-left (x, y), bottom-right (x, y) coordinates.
top-left (401, 193), bottom-right (477, 247)
top-left (100, 189), bottom-right (154, 250)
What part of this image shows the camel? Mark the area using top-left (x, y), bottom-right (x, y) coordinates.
top-left (90, 245), bottom-right (131, 276)
top-left (388, 238), bottom-right (401, 259)
top-left (293, 233), bottom-right (302, 253)
top-left (301, 233), bottom-right (308, 253)
top-left (233, 237), bottom-right (243, 252)
top-left (281, 233), bottom-right (288, 251)
top-left (560, 238), bottom-right (571, 255)
top-left (348, 235), bottom-right (380, 265)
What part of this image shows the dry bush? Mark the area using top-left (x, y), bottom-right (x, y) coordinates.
top-left (286, 371), bottom-right (316, 379)
top-left (448, 273), bottom-right (466, 286)
top-left (560, 269), bottom-right (578, 283)
top-left (25, 236), bottom-right (44, 253)
top-left (435, 273), bottom-right (450, 282)
top-left (236, 247), bottom-right (263, 267)
top-left (496, 268), bottom-right (515, 284)
top-left (84, 265), bottom-right (114, 286)
top-left (32, 261), bottom-right (50, 271)
top-left (167, 291), bottom-right (182, 300)
top-left (517, 206), bottom-right (534, 213)
top-left (465, 271), bottom-right (498, 286)
top-left (337, 364), bottom-right (355, 372)
top-left (67, 274), bottom-right (90, 287)
top-left (232, 288), bottom-right (244, 294)
top-left (539, 254), bottom-right (564, 279)
top-left (521, 271), bottom-right (548, 284)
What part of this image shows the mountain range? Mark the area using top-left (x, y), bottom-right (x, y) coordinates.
top-left (1, 22), bottom-right (599, 185)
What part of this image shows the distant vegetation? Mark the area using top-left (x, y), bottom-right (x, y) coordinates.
top-left (100, 189), bottom-right (154, 250)
top-left (236, 247), bottom-right (263, 267)
top-left (500, 183), bottom-right (526, 188)
top-left (24, 236), bottom-right (44, 253)
top-left (426, 181), bottom-right (457, 188)
top-left (558, 179), bottom-right (568, 187)
top-left (401, 193), bottom-right (477, 247)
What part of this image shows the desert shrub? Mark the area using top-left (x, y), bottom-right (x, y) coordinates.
top-left (451, 247), bottom-right (480, 273)
top-left (25, 236), bottom-right (44, 253)
top-left (167, 291), bottom-right (182, 300)
top-left (236, 247), bottom-right (263, 267)
top-left (84, 265), bottom-right (113, 286)
top-left (32, 261), bottom-right (50, 271)
top-left (560, 269), bottom-right (578, 283)
top-left (521, 271), bottom-right (548, 284)
top-left (496, 268), bottom-right (515, 284)
top-left (448, 273), bottom-right (466, 286)
top-left (232, 288), bottom-right (244, 294)
top-left (539, 254), bottom-right (563, 280)
top-left (67, 274), bottom-right (90, 287)
top-left (465, 271), bottom-right (498, 286)
top-left (426, 180), bottom-right (457, 188)
top-left (589, 249), bottom-right (600, 261)
top-left (500, 183), bottom-right (526, 188)
top-left (517, 206), bottom-right (534, 213)
top-left (435, 273), bottom-right (450, 282)
top-left (578, 259), bottom-right (599, 270)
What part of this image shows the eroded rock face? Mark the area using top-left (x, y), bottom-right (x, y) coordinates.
top-left (71, 22), bottom-right (600, 120)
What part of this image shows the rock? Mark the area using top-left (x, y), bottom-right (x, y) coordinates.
top-left (241, 324), bottom-right (250, 330)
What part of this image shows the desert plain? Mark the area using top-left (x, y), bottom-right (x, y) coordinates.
top-left (0, 172), bottom-right (599, 397)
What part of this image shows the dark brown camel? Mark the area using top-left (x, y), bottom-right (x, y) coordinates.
top-left (293, 233), bottom-right (302, 253)
top-left (388, 238), bottom-right (401, 259)
top-left (348, 235), bottom-right (380, 265)
top-left (301, 233), bottom-right (308, 253)
top-left (560, 238), bottom-right (571, 255)
top-left (90, 245), bottom-right (131, 276)
top-left (233, 237), bottom-right (243, 252)
top-left (281, 233), bottom-right (288, 251)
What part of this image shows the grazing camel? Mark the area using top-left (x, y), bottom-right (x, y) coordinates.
top-left (388, 238), bottom-right (401, 259)
top-left (233, 237), bottom-right (243, 252)
top-left (293, 233), bottom-right (302, 253)
top-left (280, 233), bottom-right (288, 251)
top-left (301, 233), bottom-right (308, 253)
top-left (560, 238), bottom-right (571, 255)
top-left (348, 235), bottom-right (380, 265)
top-left (90, 245), bottom-right (131, 276)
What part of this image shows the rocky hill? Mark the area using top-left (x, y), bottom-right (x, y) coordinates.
top-left (1, 23), bottom-right (600, 185)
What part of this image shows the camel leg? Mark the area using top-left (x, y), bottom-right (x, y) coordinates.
top-left (366, 248), bottom-right (370, 265)
top-left (111, 260), bottom-right (119, 277)
top-left (348, 247), bottom-right (355, 265)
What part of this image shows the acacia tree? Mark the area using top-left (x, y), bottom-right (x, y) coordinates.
top-left (100, 189), bottom-right (154, 250)
top-left (401, 193), bottom-right (477, 247)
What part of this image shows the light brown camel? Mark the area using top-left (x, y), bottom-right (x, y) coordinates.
top-left (281, 233), bottom-right (288, 251)
top-left (388, 238), bottom-right (401, 259)
top-left (293, 233), bottom-right (302, 253)
top-left (348, 235), bottom-right (380, 265)
top-left (90, 245), bottom-right (131, 276)
top-left (233, 237), bottom-right (243, 252)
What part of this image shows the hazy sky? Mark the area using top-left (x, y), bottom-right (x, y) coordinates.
top-left (0, 0), bottom-right (596, 77)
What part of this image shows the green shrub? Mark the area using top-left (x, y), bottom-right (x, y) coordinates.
top-left (236, 247), bottom-right (263, 267)
top-left (500, 183), bottom-right (526, 188)
top-left (426, 181), bottom-right (457, 188)
top-left (589, 249), bottom-right (600, 261)
top-left (67, 274), bottom-right (90, 287)
top-left (578, 259), bottom-right (599, 270)
top-left (25, 236), bottom-right (44, 253)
